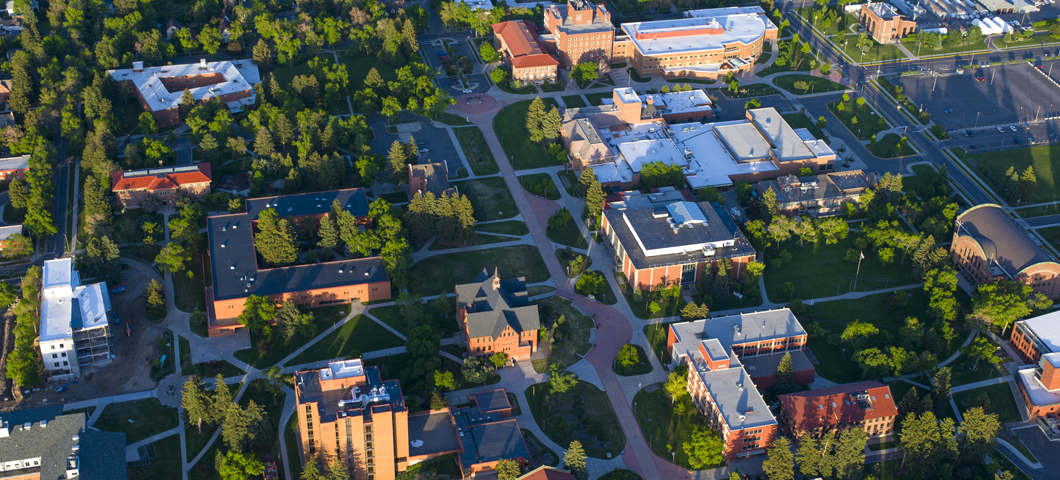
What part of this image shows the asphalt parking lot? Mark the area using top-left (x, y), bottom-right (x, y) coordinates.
top-left (368, 115), bottom-right (465, 178)
top-left (893, 63), bottom-right (1060, 130)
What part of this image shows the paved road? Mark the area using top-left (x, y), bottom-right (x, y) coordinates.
top-left (43, 162), bottom-right (69, 257)
top-left (1025, 214), bottom-right (1060, 227)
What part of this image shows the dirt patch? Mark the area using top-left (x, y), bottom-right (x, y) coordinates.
top-left (4, 259), bottom-right (169, 411)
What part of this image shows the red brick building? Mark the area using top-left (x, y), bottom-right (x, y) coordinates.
top-left (0, 154), bottom-right (28, 182)
top-left (107, 59), bottom-right (260, 127)
top-left (614, 6), bottom-right (777, 80)
top-left (860, 3), bottom-right (917, 43)
top-left (950, 204), bottom-right (1060, 299)
top-left (206, 189), bottom-right (391, 336)
top-left (111, 164), bottom-right (213, 209)
top-left (1010, 312), bottom-right (1060, 422)
top-left (456, 269), bottom-right (540, 361)
top-left (666, 309), bottom-right (813, 460)
top-left (601, 189), bottom-right (755, 292)
top-left (778, 381), bottom-right (898, 438)
top-left (491, 21), bottom-right (560, 84)
top-left (543, 0), bottom-right (614, 68)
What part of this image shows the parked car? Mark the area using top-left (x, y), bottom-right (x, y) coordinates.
top-left (1010, 125), bottom-right (1018, 132)
top-left (1014, 137), bottom-right (1022, 145)
top-left (944, 108), bottom-right (954, 113)
top-left (976, 76), bottom-right (986, 81)
top-left (963, 130), bottom-right (975, 136)
top-left (997, 126), bottom-right (1006, 133)
top-left (462, 88), bottom-right (473, 94)
top-left (970, 144), bottom-right (977, 150)
top-left (1051, 133), bottom-right (1057, 141)
top-left (419, 148), bottom-right (429, 154)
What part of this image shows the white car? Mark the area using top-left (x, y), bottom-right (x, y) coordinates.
top-left (1010, 125), bottom-right (1018, 132)
top-left (462, 89), bottom-right (473, 94)
top-left (998, 126), bottom-right (1006, 133)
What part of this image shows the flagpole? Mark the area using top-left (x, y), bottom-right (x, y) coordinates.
top-left (853, 250), bottom-right (864, 293)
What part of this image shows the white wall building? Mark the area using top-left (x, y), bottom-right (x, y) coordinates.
top-left (39, 258), bottom-right (114, 378)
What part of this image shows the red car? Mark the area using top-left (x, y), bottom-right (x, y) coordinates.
top-left (1037, 65), bottom-right (1045, 69)
top-left (976, 76), bottom-right (986, 81)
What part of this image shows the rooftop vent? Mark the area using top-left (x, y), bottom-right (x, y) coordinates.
top-left (40, 420), bottom-right (46, 428)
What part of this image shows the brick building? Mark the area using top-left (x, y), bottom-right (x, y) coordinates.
top-left (1010, 311), bottom-right (1060, 422)
top-left (543, 0), bottom-right (614, 68)
top-left (601, 189), bottom-right (756, 292)
top-left (0, 154), bottom-right (29, 182)
top-left (295, 360), bottom-right (532, 479)
top-left (757, 170), bottom-right (879, 217)
top-left (206, 189), bottom-right (391, 336)
top-left (950, 204), bottom-right (1060, 299)
top-left (860, 3), bottom-right (917, 43)
top-left (107, 59), bottom-right (260, 127)
top-left (613, 6), bottom-right (777, 80)
top-left (778, 381), bottom-right (898, 438)
top-left (491, 21), bottom-right (560, 84)
top-left (455, 269), bottom-right (540, 361)
top-left (666, 308), bottom-right (813, 460)
top-left (408, 162), bottom-right (456, 199)
top-left (111, 164), bottom-right (213, 209)
top-left (0, 405), bottom-right (128, 480)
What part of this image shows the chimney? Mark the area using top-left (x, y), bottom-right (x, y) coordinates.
top-left (646, 97), bottom-right (654, 105)
top-left (200, 58), bottom-right (207, 69)
top-left (492, 267), bottom-right (501, 291)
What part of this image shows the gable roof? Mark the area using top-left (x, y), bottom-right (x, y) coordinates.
top-left (778, 381), bottom-right (897, 433)
top-left (409, 162), bottom-right (453, 198)
top-left (455, 269), bottom-right (540, 339)
top-left (518, 466), bottom-right (577, 480)
top-left (492, 20), bottom-right (560, 69)
top-left (112, 163), bottom-right (212, 192)
top-left (956, 203), bottom-right (1057, 277)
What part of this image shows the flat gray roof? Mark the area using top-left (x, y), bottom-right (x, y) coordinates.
top-left (1018, 311), bottom-right (1060, 354)
top-left (713, 123), bottom-right (772, 162)
top-left (407, 411), bottom-right (462, 457)
top-left (695, 366), bottom-right (775, 429)
top-left (748, 108), bottom-right (816, 161)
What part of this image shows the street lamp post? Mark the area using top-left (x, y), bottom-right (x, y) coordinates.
top-left (975, 111), bottom-right (981, 129)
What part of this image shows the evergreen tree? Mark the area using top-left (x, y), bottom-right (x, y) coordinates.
top-left (585, 176), bottom-right (606, 223)
top-left (576, 165), bottom-right (598, 197)
top-left (1001, 166), bottom-right (1020, 202)
top-left (774, 351), bottom-right (797, 394)
top-left (146, 279), bottom-right (167, 320)
top-left (761, 186), bottom-right (779, 220)
top-left (563, 441), bottom-right (588, 480)
top-left (763, 436), bottom-right (795, 480)
top-left (1018, 166), bottom-right (1037, 203)
top-left (833, 427), bottom-right (867, 480)
top-left (318, 214), bottom-right (340, 249)
top-left (958, 407), bottom-right (1000, 464)
top-left (711, 259), bottom-right (731, 302)
top-left (222, 400), bottom-right (271, 454)
top-left (387, 140), bottom-right (409, 184)
top-left (325, 457), bottom-right (349, 480)
top-left (275, 300), bottom-right (315, 339)
top-left (496, 458), bottom-right (521, 480)
top-left (256, 208), bottom-right (298, 266)
top-left (526, 97), bottom-right (546, 142)
top-left (181, 89), bottom-right (196, 112)
top-left (932, 367), bottom-right (952, 418)
top-left (795, 436), bottom-right (823, 478)
top-left (211, 374), bottom-right (234, 424)
top-left (274, 115), bottom-right (294, 148)
top-left (364, 68), bottom-right (385, 90)
top-left (900, 412), bottom-right (958, 479)
top-left (542, 106), bottom-right (562, 141)
top-left (896, 387), bottom-right (920, 430)
top-left (253, 39), bottom-right (273, 67)
top-left (254, 127), bottom-right (274, 158)
top-left (8, 179), bottom-right (27, 209)
top-left (182, 375), bottom-right (210, 432)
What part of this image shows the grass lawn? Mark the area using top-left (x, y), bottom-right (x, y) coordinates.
top-left (179, 335), bottom-right (245, 378)
top-left (454, 126), bottom-right (499, 176)
top-left (613, 344), bottom-right (653, 376)
top-left (805, 288), bottom-right (931, 329)
top-left (632, 386), bottom-right (723, 470)
top-left (287, 314), bottom-right (405, 365)
top-left (782, 112), bottom-right (827, 139)
top-left (998, 33), bottom-right (1060, 49)
top-left (949, 349), bottom-right (1004, 386)
top-left (407, 245), bottom-right (550, 296)
top-left (497, 81), bottom-right (538, 95)
top-left (402, 454), bottom-right (462, 477)
top-left (585, 92), bottom-right (614, 106)
top-left (967, 144), bottom-right (1060, 204)
top-left (1015, 204), bottom-right (1060, 218)
top-left (576, 270), bottom-right (617, 305)
top-left (828, 99), bottom-right (891, 140)
top-left (127, 433), bottom-right (182, 480)
top-left (495, 98), bottom-right (562, 170)
top-left (96, 399), bottom-right (178, 444)
top-left (284, 413), bottom-right (302, 479)
top-left (643, 321), bottom-right (677, 364)
top-left (867, 440), bottom-right (897, 451)
top-left (561, 94), bottom-right (588, 108)
top-left (755, 40), bottom-right (816, 77)
top-left (763, 237), bottom-right (916, 300)
top-left (541, 82), bottom-right (565, 92)
top-left (772, 75), bottom-right (847, 95)
top-left (1037, 226), bottom-right (1060, 255)
top-left (434, 112), bottom-right (472, 126)
top-left (451, 176), bottom-right (518, 221)
top-left (902, 164), bottom-right (940, 197)
top-left (836, 34), bottom-right (905, 63)
top-left (546, 219), bottom-right (588, 249)
top-left (528, 285), bottom-right (556, 297)
top-left (339, 53), bottom-right (399, 93)
top-left (525, 381), bottom-right (625, 459)
top-left (917, 38), bottom-right (990, 56)
top-left (599, 470), bottom-right (644, 480)
top-left (621, 281), bottom-right (687, 320)
top-left (367, 352), bottom-right (497, 395)
top-left (368, 298), bottom-right (458, 336)
top-left (519, 173), bottom-right (561, 200)
top-left (2, 205), bottom-right (24, 224)
top-left (868, 133), bottom-right (917, 158)
top-left (628, 68), bottom-right (652, 83)
top-left (428, 231), bottom-right (516, 251)
top-left (532, 296), bottom-right (594, 371)
top-left (173, 238), bottom-right (209, 313)
top-left (476, 220), bottom-right (529, 236)
top-left (557, 170), bottom-right (579, 197)
top-left (234, 305), bottom-right (351, 368)
top-left (953, 382), bottom-right (1023, 423)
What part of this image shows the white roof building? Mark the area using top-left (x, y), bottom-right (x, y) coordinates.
top-left (106, 59), bottom-right (260, 113)
top-left (39, 258), bottom-right (114, 378)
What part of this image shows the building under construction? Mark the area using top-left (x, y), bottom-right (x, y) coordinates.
top-left (38, 258), bottom-right (114, 378)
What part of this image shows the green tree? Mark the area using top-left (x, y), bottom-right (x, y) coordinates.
top-left (433, 370), bottom-right (456, 391)
top-left (833, 427), bottom-right (867, 480)
top-left (664, 368), bottom-right (688, 403)
top-left (8, 179), bottom-right (27, 209)
top-left (237, 295), bottom-right (277, 337)
top-left (490, 68), bottom-right (508, 84)
top-left (972, 279), bottom-right (1052, 334)
top-left (774, 351), bottom-right (798, 394)
top-left (961, 336), bottom-right (999, 370)
top-left (155, 242), bottom-right (192, 273)
top-left (490, 352), bottom-right (507, 368)
top-left (958, 407), bottom-right (1000, 464)
top-left (325, 456), bottom-right (349, 480)
top-left (222, 400), bottom-right (272, 454)
top-left (616, 343), bottom-right (639, 368)
top-left (461, 356), bottom-right (496, 384)
top-left (563, 441), bottom-right (588, 480)
top-left (300, 458), bottom-right (325, 480)
top-left (818, 217), bottom-right (849, 244)
top-left (900, 412), bottom-right (958, 479)
top-left (275, 300), bottom-right (316, 339)
top-left (1018, 166), bottom-right (1037, 203)
top-left (649, 301), bottom-right (661, 315)
top-left (182, 376), bottom-right (211, 432)
top-left (763, 436), bottom-right (795, 480)
top-left (796, 436), bottom-right (824, 478)
top-left (496, 458), bottom-right (521, 480)
top-left (932, 367), bottom-right (952, 418)
top-left (218, 451), bottom-right (265, 480)
top-left (256, 208), bottom-right (299, 266)
top-left (146, 279), bottom-right (167, 320)
top-left (547, 362), bottom-right (579, 398)
top-left (761, 186), bottom-right (779, 219)
top-left (480, 42), bottom-right (499, 62)
top-left (684, 426), bottom-right (724, 469)
top-left (841, 320), bottom-right (878, 351)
